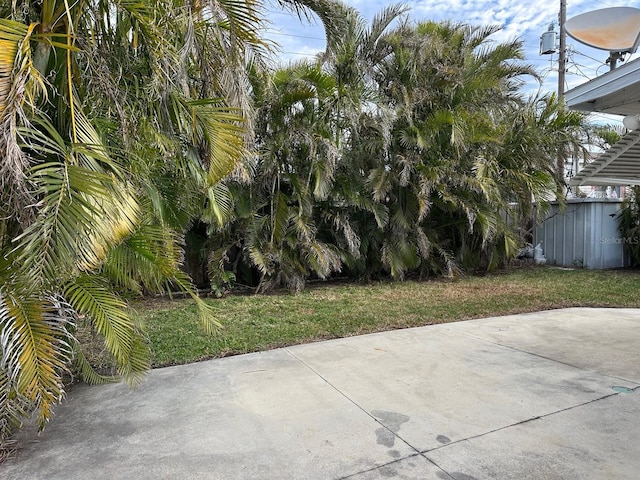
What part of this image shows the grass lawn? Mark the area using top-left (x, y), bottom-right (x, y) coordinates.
top-left (121, 266), bottom-right (640, 369)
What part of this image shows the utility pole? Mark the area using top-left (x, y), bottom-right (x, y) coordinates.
top-left (557, 0), bottom-right (567, 185)
top-left (558, 0), bottom-right (567, 100)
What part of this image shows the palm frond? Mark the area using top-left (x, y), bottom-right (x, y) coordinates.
top-left (271, 191), bottom-right (290, 244)
top-left (187, 98), bottom-right (246, 185)
top-left (203, 182), bottom-right (234, 227)
top-left (102, 224), bottom-right (178, 294)
top-left (367, 3), bottom-right (409, 53)
top-left (71, 347), bottom-right (118, 385)
top-left (277, 0), bottom-right (350, 50)
top-left (381, 236), bottom-right (418, 279)
top-left (63, 274), bottom-right (148, 387)
top-left (304, 240), bottom-right (341, 278)
top-left (0, 19), bottom-right (44, 221)
top-left (171, 270), bottom-right (222, 335)
top-left (1, 288), bottom-right (74, 428)
top-left (16, 158), bottom-right (139, 282)
top-left (0, 367), bottom-right (29, 451)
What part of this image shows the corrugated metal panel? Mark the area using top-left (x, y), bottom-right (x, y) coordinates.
top-left (534, 199), bottom-right (630, 269)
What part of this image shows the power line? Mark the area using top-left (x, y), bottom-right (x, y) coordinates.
top-left (571, 63), bottom-right (593, 79)
top-left (265, 30), bottom-right (324, 41)
top-left (571, 49), bottom-right (608, 66)
top-left (280, 50), bottom-right (321, 56)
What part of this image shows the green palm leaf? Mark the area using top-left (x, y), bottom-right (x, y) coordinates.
top-left (0, 288), bottom-right (74, 428)
top-left (63, 275), bottom-right (148, 386)
top-left (16, 160), bottom-right (139, 282)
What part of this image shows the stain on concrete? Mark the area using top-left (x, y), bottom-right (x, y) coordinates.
top-left (388, 449), bottom-right (402, 458)
top-left (375, 427), bottom-right (396, 447)
top-left (372, 410), bottom-right (410, 431)
top-left (372, 410), bottom-right (410, 448)
top-left (561, 379), bottom-right (596, 394)
top-left (436, 472), bottom-right (479, 480)
top-left (436, 435), bottom-right (452, 444)
top-left (378, 465), bottom-right (397, 477)
top-left (451, 473), bottom-right (480, 480)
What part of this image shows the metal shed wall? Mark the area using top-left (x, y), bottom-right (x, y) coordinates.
top-left (534, 199), bottom-right (630, 269)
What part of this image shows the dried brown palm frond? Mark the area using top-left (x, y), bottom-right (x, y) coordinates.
top-left (0, 19), bottom-right (45, 225)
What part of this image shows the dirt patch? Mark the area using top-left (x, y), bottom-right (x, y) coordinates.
top-left (131, 296), bottom-right (193, 312)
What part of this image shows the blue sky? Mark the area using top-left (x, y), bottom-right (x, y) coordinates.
top-left (264, 0), bottom-right (640, 125)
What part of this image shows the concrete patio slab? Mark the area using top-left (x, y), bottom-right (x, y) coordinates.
top-left (3, 308), bottom-right (640, 479)
top-left (288, 323), bottom-right (629, 453)
top-left (425, 389), bottom-right (640, 479)
top-left (6, 351), bottom-right (417, 479)
top-left (441, 308), bottom-right (640, 383)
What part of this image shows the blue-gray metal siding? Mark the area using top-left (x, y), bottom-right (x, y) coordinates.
top-left (534, 199), bottom-right (630, 269)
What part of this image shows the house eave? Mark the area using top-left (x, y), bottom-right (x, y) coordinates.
top-left (565, 57), bottom-right (640, 116)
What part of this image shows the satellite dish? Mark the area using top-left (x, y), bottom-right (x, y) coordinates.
top-left (565, 7), bottom-right (640, 53)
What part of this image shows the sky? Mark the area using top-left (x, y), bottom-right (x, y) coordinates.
top-left (263, 0), bottom-right (640, 126)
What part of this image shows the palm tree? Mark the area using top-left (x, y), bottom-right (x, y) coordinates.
top-left (0, 0), bottom-right (265, 443)
top-left (366, 20), bottom-right (586, 276)
top-left (307, 3), bottom-right (407, 279)
top-left (320, 3), bottom-right (408, 145)
top-left (213, 62), bottom-right (343, 292)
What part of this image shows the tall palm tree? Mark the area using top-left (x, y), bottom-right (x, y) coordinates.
top-left (213, 62), bottom-right (343, 292)
top-left (320, 3), bottom-right (408, 145)
top-left (308, 3), bottom-right (407, 279)
top-left (1, 0), bottom-right (356, 442)
top-left (366, 20), bottom-right (586, 276)
top-left (0, 0), bottom-right (266, 443)
top-left (204, 3), bottom-right (404, 291)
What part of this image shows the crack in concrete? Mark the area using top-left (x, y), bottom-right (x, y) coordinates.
top-left (335, 453), bottom-right (429, 480)
top-left (453, 330), bottom-right (640, 386)
top-left (421, 390), bottom-right (621, 456)
top-left (285, 348), bottom-right (453, 479)
top-left (285, 348), bottom-right (420, 454)
top-left (285, 348), bottom-right (421, 451)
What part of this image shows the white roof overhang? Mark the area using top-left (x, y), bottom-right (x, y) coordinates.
top-left (565, 57), bottom-right (640, 116)
top-left (566, 58), bottom-right (640, 186)
top-left (570, 129), bottom-right (640, 186)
